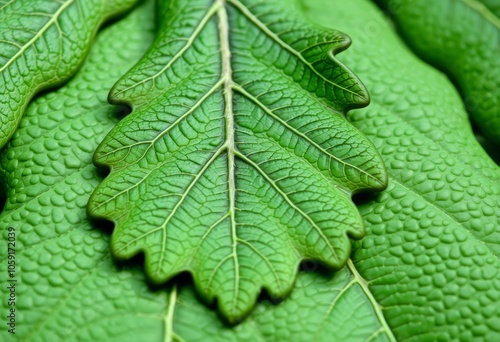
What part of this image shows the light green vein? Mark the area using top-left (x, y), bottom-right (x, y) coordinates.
top-left (154, 146), bottom-right (226, 275)
top-left (111, 2), bottom-right (220, 98)
top-left (347, 259), bottom-right (397, 342)
top-left (0, 0), bottom-right (74, 73)
top-left (461, 0), bottom-right (500, 28)
top-left (234, 150), bottom-right (340, 264)
top-left (228, 0), bottom-right (366, 101)
top-left (164, 285), bottom-right (177, 342)
top-left (232, 83), bottom-right (384, 188)
top-left (218, 0), bottom-right (240, 314)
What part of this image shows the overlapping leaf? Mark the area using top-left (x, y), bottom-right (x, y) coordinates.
top-left (3, 0), bottom-right (500, 340)
top-left (374, 0), bottom-right (500, 144)
top-left (87, 0), bottom-right (387, 320)
top-left (0, 0), bottom-right (137, 148)
top-left (477, 0), bottom-right (500, 18)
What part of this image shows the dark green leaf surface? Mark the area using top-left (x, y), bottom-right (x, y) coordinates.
top-left (168, 268), bottom-right (395, 342)
top-left (374, 0), bottom-right (500, 145)
top-left (0, 0), bottom-right (137, 149)
top-left (88, 0), bottom-right (387, 320)
top-left (2, 0), bottom-right (500, 340)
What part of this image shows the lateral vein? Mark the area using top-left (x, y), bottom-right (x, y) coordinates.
top-left (0, 0), bottom-right (75, 73)
top-left (112, 2), bottom-right (220, 97)
top-left (232, 83), bottom-right (383, 187)
top-left (347, 260), bottom-right (397, 342)
top-left (460, 0), bottom-right (500, 29)
top-left (228, 0), bottom-right (365, 100)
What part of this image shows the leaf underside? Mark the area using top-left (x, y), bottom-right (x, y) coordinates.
top-left (0, 0), bottom-right (137, 149)
top-left (88, 0), bottom-right (387, 320)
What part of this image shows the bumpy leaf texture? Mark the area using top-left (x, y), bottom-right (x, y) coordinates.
top-left (0, 3), bottom-right (165, 341)
top-left (374, 0), bottom-right (500, 144)
top-left (87, 0), bottom-right (387, 320)
top-left (0, 0), bottom-right (137, 149)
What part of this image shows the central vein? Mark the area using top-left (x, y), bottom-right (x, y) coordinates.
top-left (218, 0), bottom-right (240, 310)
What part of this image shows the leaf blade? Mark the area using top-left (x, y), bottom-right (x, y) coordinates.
top-left (88, 0), bottom-right (387, 320)
top-left (0, 3), bottom-right (168, 341)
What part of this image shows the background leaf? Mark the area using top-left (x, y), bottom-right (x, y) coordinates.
top-left (0, 0), bottom-right (137, 148)
top-left (0, 2), bottom-right (392, 340)
top-left (88, 0), bottom-right (387, 320)
top-left (2, 0), bottom-right (500, 340)
top-left (477, 0), bottom-right (500, 17)
top-left (374, 0), bottom-right (500, 145)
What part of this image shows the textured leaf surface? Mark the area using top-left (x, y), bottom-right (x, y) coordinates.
top-left (87, 0), bottom-right (387, 320)
top-left (375, 0), bottom-right (500, 144)
top-left (0, 3), bottom-right (168, 341)
top-left (0, 0), bottom-right (137, 149)
top-left (304, 0), bottom-right (500, 340)
top-left (0, 3), bottom-right (393, 340)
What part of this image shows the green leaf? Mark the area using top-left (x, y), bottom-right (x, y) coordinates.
top-left (3, 0), bottom-right (500, 340)
top-left (374, 0), bottom-right (500, 145)
top-left (0, 0), bottom-right (137, 149)
top-left (166, 268), bottom-right (396, 342)
top-left (87, 0), bottom-right (387, 320)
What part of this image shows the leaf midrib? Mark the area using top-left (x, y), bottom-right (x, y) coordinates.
top-left (347, 260), bottom-right (397, 342)
top-left (98, 0), bottom-right (385, 320)
top-left (105, 0), bottom-right (383, 189)
top-left (218, 0), bottom-right (241, 315)
top-left (116, 0), bottom-right (366, 105)
top-left (165, 285), bottom-right (178, 342)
